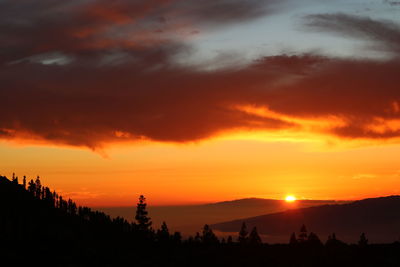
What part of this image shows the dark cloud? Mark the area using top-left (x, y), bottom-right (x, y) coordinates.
top-left (0, 53), bottom-right (300, 148)
top-left (1, 2), bottom-right (400, 148)
top-left (266, 58), bottom-right (400, 139)
top-left (2, 53), bottom-right (400, 147)
top-left (0, 0), bottom-right (280, 64)
top-left (304, 13), bottom-right (400, 54)
top-left (383, 0), bottom-right (400, 6)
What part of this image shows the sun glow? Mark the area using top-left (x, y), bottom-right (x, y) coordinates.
top-left (285, 195), bottom-right (296, 202)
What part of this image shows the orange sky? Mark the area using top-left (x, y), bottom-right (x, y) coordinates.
top-left (2, 1), bottom-right (400, 207)
top-left (2, 130), bottom-right (400, 207)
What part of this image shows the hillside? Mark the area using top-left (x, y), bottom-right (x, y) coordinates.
top-left (212, 196), bottom-right (400, 243)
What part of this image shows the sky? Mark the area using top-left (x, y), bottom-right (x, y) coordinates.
top-left (1, 0), bottom-right (400, 206)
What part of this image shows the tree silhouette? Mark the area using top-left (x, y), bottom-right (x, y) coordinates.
top-left (194, 232), bottom-right (201, 243)
top-left (238, 222), bottom-right (248, 244)
top-left (358, 233), bottom-right (368, 247)
top-left (172, 231), bottom-right (182, 244)
top-left (298, 224), bottom-right (308, 243)
top-left (35, 176), bottom-right (41, 199)
top-left (135, 195), bottom-right (152, 232)
top-left (289, 232), bottom-right (298, 245)
top-left (326, 233), bottom-right (346, 248)
top-left (201, 224), bottom-right (219, 245)
top-left (12, 173), bottom-right (18, 184)
top-left (156, 221), bottom-right (170, 243)
top-left (28, 179), bottom-right (36, 195)
top-left (307, 232), bottom-right (322, 247)
top-left (248, 227), bottom-right (262, 245)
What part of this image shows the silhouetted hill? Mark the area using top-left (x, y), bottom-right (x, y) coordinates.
top-left (4, 174), bottom-right (400, 266)
top-left (0, 175), bottom-right (126, 242)
top-left (212, 196), bottom-right (400, 243)
top-left (98, 198), bottom-right (345, 235)
top-left (0, 175), bottom-right (149, 263)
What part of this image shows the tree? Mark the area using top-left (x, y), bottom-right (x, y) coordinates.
top-left (326, 233), bottom-right (346, 248)
top-left (201, 224), bottom-right (219, 245)
top-left (67, 199), bottom-right (77, 215)
top-left (135, 195), bottom-right (152, 231)
top-left (22, 176), bottom-right (26, 189)
top-left (172, 232), bottom-right (182, 244)
top-left (358, 233), bottom-right (368, 247)
top-left (12, 173), bottom-right (18, 185)
top-left (289, 232), bottom-right (298, 245)
top-left (227, 236), bottom-right (233, 245)
top-left (28, 179), bottom-right (36, 195)
top-left (156, 221), bottom-right (170, 243)
top-left (35, 176), bottom-right (41, 199)
top-left (248, 227), bottom-right (262, 245)
top-left (307, 232), bottom-right (323, 247)
top-left (194, 232), bottom-right (201, 243)
top-left (298, 224), bottom-right (308, 243)
top-left (238, 222), bottom-right (248, 244)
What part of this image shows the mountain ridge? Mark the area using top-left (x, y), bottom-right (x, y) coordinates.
top-left (211, 195), bottom-right (400, 243)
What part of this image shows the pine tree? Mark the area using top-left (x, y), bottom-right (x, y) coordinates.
top-left (358, 233), bottom-right (368, 247)
top-left (238, 222), bottom-right (248, 244)
top-left (307, 232), bottom-right (322, 246)
top-left (156, 221), bottom-right (170, 243)
top-left (298, 224), bottom-right (308, 243)
top-left (172, 232), bottom-right (182, 244)
top-left (326, 233), bottom-right (346, 247)
top-left (12, 173), bottom-right (18, 184)
top-left (22, 176), bottom-right (26, 189)
top-left (35, 176), bottom-right (41, 199)
top-left (135, 195), bottom-right (152, 231)
top-left (289, 232), bottom-right (298, 245)
top-left (248, 227), bottom-right (262, 245)
top-left (28, 179), bottom-right (36, 195)
top-left (194, 232), bottom-right (201, 243)
top-left (201, 224), bottom-right (219, 245)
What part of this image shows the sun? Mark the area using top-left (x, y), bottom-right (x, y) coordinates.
top-left (285, 195), bottom-right (296, 202)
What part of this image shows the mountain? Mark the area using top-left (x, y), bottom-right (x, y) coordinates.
top-left (211, 196), bottom-right (400, 243)
top-left (98, 198), bottom-right (347, 235)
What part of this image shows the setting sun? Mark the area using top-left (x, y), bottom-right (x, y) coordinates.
top-left (285, 195), bottom-right (296, 202)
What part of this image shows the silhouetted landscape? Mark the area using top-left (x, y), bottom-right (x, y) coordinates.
top-left (3, 174), bottom-right (400, 266)
top-left (213, 196), bottom-right (400, 243)
top-left (3, 0), bottom-right (400, 265)
top-left (98, 198), bottom-right (347, 237)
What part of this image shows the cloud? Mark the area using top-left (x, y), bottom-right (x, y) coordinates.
top-left (0, 0), bottom-right (281, 64)
top-left (1, 2), bottom-right (400, 149)
top-left (303, 13), bottom-right (400, 55)
top-left (383, 0), bottom-right (400, 6)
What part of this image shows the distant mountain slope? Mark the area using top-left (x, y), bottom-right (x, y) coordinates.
top-left (98, 198), bottom-right (347, 235)
top-left (212, 196), bottom-right (400, 243)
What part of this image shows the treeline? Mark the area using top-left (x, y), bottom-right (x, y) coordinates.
top-left (1, 174), bottom-right (182, 245)
top-left (0, 173), bottom-right (374, 247)
top-left (2, 174), bottom-right (400, 266)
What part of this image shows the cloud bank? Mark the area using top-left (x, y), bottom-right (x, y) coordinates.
top-left (1, 1), bottom-right (400, 149)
